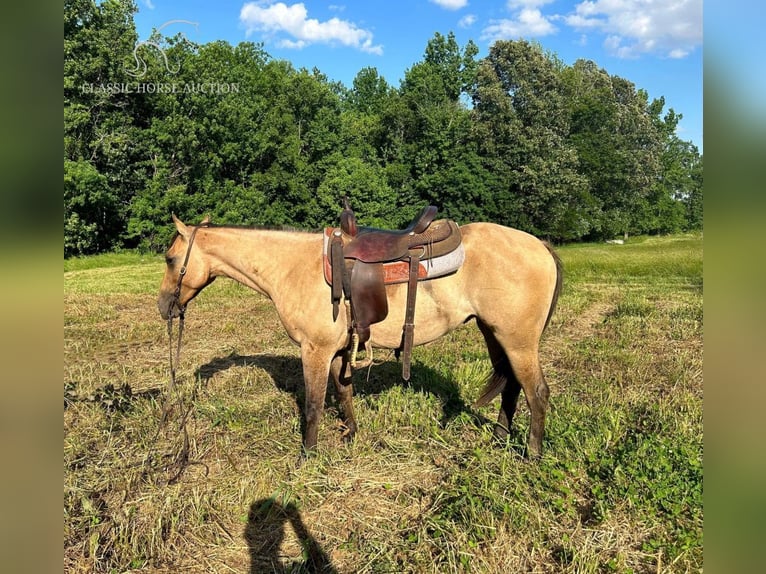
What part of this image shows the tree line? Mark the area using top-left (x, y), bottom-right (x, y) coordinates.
top-left (65, 0), bottom-right (702, 256)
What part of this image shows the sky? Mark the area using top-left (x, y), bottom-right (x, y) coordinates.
top-left (133, 0), bottom-right (703, 152)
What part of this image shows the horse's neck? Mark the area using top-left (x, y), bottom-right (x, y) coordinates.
top-left (203, 228), bottom-right (318, 300)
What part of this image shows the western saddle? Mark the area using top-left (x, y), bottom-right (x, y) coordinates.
top-left (324, 200), bottom-right (464, 380)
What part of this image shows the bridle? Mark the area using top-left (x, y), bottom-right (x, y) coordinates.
top-left (165, 224), bottom-right (205, 403)
top-left (171, 224), bottom-right (204, 315)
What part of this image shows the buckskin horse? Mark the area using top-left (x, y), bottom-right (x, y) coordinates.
top-left (158, 209), bottom-right (562, 458)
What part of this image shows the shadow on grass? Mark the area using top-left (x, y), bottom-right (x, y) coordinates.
top-left (64, 381), bottom-right (162, 413)
top-left (245, 498), bottom-right (337, 574)
top-left (195, 352), bottom-right (491, 443)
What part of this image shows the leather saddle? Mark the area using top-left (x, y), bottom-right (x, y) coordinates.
top-left (324, 201), bottom-right (464, 380)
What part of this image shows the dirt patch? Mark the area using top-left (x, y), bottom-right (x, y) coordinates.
top-left (560, 300), bottom-right (616, 342)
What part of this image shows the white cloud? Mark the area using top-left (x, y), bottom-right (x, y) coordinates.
top-left (481, 8), bottom-right (557, 40)
top-left (506, 0), bottom-right (555, 8)
top-left (459, 14), bottom-right (477, 28)
top-left (278, 38), bottom-right (306, 49)
top-left (668, 48), bottom-right (689, 59)
top-left (143, 0), bottom-right (155, 9)
top-left (564, 0), bottom-right (702, 58)
top-left (429, 0), bottom-right (469, 10)
top-left (240, 2), bottom-right (383, 55)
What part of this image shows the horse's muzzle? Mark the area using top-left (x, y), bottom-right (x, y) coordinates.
top-left (158, 293), bottom-right (183, 320)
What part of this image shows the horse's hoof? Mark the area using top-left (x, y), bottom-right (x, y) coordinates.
top-left (524, 445), bottom-right (543, 462)
top-left (296, 445), bottom-right (317, 467)
top-left (493, 424), bottom-right (510, 442)
top-left (340, 425), bottom-right (356, 444)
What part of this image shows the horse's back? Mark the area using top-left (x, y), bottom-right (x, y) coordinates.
top-left (460, 221), bottom-right (553, 261)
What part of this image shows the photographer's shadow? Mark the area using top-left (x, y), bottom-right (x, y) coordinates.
top-left (244, 498), bottom-right (337, 574)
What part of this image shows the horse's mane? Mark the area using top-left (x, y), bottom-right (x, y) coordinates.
top-left (197, 222), bottom-right (318, 233)
top-left (166, 224), bottom-right (318, 249)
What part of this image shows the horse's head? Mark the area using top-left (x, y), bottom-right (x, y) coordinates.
top-left (158, 214), bottom-right (214, 319)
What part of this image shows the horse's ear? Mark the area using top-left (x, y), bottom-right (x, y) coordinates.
top-left (172, 213), bottom-right (190, 238)
top-left (200, 214), bottom-right (211, 226)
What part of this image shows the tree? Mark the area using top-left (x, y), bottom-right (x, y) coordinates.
top-left (646, 99), bottom-right (703, 232)
top-left (684, 153), bottom-right (703, 230)
top-left (385, 33), bottom-right (486, 223)
top-left (64, 6), bottom-right (702, 254)
top-left (64, 0), bottom-right (140, 254)
top-left (561, 59), bottom-right (664, 239)
top-left (65, 160), bottom-right (119, 255)
top-left (471, 40), bottom-right (589, 239)
top-left (349, 67), bottom-right (391, 114)
top-left (422, 32), bottom-right (479, 102)
top-left (315, 156), bottom-right (398, 227)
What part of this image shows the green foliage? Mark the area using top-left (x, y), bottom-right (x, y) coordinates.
top-left (316, 156), bottom-right (399, 227)
top-left (65, 0), bottom-right (142, 254)
top-left (471, 41), bottom-right (592, 238)
top-left (65, 160), bottom-right (121, 255)
top-left (64, 5), bottom-right (702, 255)
top-left (586, 403), bottom-right (703, 559)
top-left (561, 60), bottom-right (672, 239)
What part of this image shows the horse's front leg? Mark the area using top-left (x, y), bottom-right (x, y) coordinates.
top-left (330, 353), bottom-right (357, 442)
top-left (300, 344), bottom-right (333, 454)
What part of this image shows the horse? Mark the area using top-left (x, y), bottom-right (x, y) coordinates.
top-left (158, 214), bottom-right (562, 458)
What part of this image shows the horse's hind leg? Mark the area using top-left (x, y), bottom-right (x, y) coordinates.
top-left (477, 322), bottom-right (549, 458)
top-left (330, 354), bottom-right (357, 442)
top-left (477, 321), bottom-right (522, 441)
top-left (506, 347), bottom-right (549, 458)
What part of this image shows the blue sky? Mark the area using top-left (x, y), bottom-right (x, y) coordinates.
top-left (134, 0), bottom-right (703, 151)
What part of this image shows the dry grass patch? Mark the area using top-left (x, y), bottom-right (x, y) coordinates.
top-left (65, 234), bottom-right (702, 573)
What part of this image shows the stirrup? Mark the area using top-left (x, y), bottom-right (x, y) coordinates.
top-left (349, 334), bottom-right (373, 369)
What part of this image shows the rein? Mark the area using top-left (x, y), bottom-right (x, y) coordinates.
top-left (163, 225), bottom-right (203, 422)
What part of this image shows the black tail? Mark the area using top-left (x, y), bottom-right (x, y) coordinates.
top-left (542, 241), bottom-right (563, 332)
top-left (474, 324), bottom-right (515, 408)
top-left (475, 370), bottom-right (507, 407)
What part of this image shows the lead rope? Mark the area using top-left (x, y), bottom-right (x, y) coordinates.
top-left (161, 309), bottom-right (185, 425)
top-left (156, 225), bottom-right (207, 483)
top-left (159, 309), bottom-right (196, 484)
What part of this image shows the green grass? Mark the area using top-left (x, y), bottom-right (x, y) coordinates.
top-left (562, 233), bottom-right (703, 285)
top-left (64, 233), bottom-right (703, 573)
top-left (64, 249), bottom-right (161, 272)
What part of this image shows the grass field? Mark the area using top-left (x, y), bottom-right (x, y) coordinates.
top-left (64, 233), bottom-right (703, 573)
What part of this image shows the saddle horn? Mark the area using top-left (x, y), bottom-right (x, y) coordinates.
top-left (340, 197), bottom-right (358, 237)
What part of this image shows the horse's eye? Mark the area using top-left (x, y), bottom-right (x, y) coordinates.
top-left (165, 256), bottom-right (175, 266)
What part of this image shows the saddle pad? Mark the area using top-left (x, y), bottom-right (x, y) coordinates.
top-left (323, 227), bottom-right (465, 286)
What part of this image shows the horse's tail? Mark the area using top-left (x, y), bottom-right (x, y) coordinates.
top-left (475, 369), bottom-right (507, 408)
top-left (542, 241), bottom-right (563, 332)
top-left (474, 240), bottom-right (562, 408)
